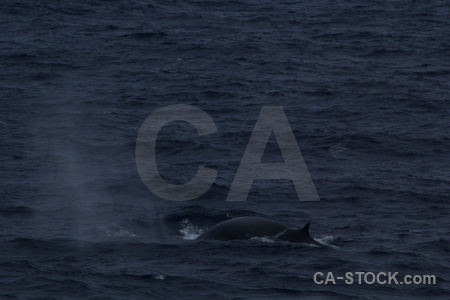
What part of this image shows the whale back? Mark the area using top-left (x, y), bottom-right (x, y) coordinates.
top-left (196, 216), bottom-right (287, 241)
top-left (196, 217), bottom-right (324, 246)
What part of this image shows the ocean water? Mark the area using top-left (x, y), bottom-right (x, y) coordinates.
top-left (1, 0), bottom-right (450, 299)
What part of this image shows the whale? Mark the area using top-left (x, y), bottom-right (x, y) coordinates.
top-left (196, 216), bottom-right (324, 246)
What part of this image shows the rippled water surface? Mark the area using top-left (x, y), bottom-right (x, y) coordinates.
top-left (1, 0), bottom-right (450, 299)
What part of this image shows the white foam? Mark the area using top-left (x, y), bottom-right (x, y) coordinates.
top-left (95, 226), bottom-right (139, 238)
top-left (179, 219), bottom-right (204, 240)
top-left (153, 274), bottom-right (166, 280)
top-left (316, 235), bottom-right (340, 248)
top-left (250, 236), bottom-right (276, 243)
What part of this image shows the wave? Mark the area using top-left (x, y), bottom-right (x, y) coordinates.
top-left (0, 205), bottom-right (35, 215)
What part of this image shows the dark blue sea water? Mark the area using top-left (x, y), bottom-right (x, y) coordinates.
top-left (1, 0), bottom-right (450, 299)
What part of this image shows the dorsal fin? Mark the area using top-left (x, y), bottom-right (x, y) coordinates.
top-left (302, 223), bottom-right (311, 234)
top-left (300, 223), bottom-right (324, 246)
